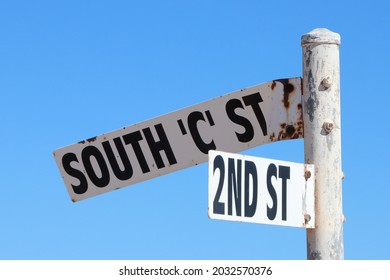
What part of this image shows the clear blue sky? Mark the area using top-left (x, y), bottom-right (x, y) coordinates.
top-left (1, 0), bottom-right (388, 260)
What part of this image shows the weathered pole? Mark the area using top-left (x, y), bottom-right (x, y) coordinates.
top-left (301, 28), bottom-right (344, 260)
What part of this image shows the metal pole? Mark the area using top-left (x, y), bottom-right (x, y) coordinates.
top-left (301, 28), bottom-right (344, 260)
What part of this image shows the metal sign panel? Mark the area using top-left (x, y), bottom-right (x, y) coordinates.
top-left (208, 150), bottom-right (315, 228)
top-left (54, 78), bottom-right (303, 202)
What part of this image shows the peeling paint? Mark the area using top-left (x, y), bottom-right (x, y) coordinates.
top-left (309, 250), bottom-right (322, 260)
top-left (306, 71), bottom-right (319, 122)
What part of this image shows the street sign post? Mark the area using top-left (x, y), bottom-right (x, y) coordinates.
top-left (54, 78), bottom-right (303, 202)
top-left (302, 29), bottom-right (344, 259)
top-left (208, 150), bottom-right (315, 228)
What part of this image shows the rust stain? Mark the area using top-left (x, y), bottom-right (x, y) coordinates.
top-left (275, 121), bottom-right (304, 142)
top-left (271, 80), bottom-right (277, 90)
top-left (277, 130), bottom-right (284, 141)
top-left (269, 119), bottom-right (303, 143)
top-left (297, 120), bottom-right (304, 138)
top-left (275, 78), bottom-right (295, 109)
top-left (264, 80), bottom-right (304, 144)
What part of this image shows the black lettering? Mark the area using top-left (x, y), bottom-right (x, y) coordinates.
top-left (213, 155), bottom-right (225, 214)
top-left (122, 130), bottom-right (150, 173)
top-left (205, 110), bottom-right (215, 126)
top-left (81, 146), bottom-right (110, 188)
top-left (177, 119), bottom-right (187, 135)
top-left (62, 153), bottom-right (88, 195)
top-left (242, 92), bottom-right (267, 136)
top-left (244, 160), bottom-right (257, 217)
top-left (102, 137), bottom-right (133, 181)
top-left (188, 111), bottom-right (216, 154)
top-left (226, 99), bottom-right (254, 142)
top-left (267, 163), bottom-right (277, 220)
top-left (228, 158), bottom-right (242, 216)
top-left (142, 124), bottom-right (177, 169)
top-left (278, 165), bottom-right (290, 221)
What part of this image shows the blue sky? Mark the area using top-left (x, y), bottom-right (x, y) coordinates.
top-left (1, 0), bottom-right (389, 260)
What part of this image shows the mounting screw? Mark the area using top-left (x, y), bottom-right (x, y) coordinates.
top-left (321, 75), bottom-right (333, 89)
top-left (323, 120), bottom-right (334, 134)
top-left (304, 170), bottom-right (312, 180)
top-left (304, 214), bottom-right (311, 224)
top-left (285, 125), bottom-right (295, 137)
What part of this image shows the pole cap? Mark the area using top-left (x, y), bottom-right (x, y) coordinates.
top-left (301, 28), bottom-right (341, 46)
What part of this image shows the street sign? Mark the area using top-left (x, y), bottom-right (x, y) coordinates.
top-left (54, 78), bottom-right (303, 202)
top-left (208, 150), bottom-right (315, 228)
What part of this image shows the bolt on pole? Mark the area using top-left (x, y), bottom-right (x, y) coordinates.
top-left (301, 28), bottom-right (344, 260)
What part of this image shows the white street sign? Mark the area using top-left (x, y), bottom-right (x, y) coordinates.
top-left (54, 78), bottom-right (303, 202)
top-left (208, 150), bottom-right (315, 228)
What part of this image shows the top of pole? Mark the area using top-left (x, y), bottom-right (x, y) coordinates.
top-left (301, 28), bottom-right (341, 46)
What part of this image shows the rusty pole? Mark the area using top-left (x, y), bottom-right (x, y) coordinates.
top-left (301, 28), bottom-right (344, 260)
